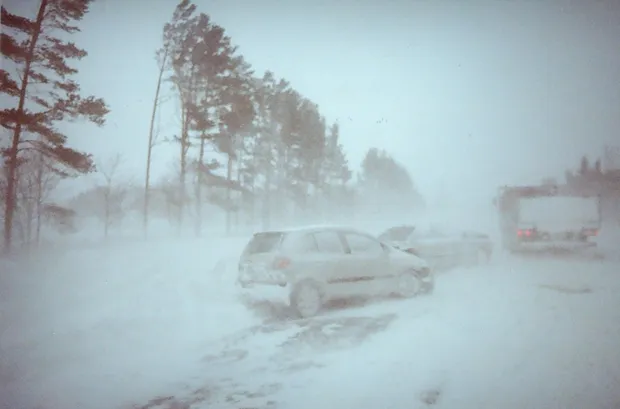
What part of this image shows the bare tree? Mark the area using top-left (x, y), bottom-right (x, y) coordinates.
top-left (158, 162), bottom-right (185, 231)
top-left (4, 153), bottom-right (59, 251)
top-left (144, 45), bottom-right (170, 238)
top-left (98, 154), bottom-right (127, 238)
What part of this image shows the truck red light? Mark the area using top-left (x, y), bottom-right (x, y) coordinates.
top-left (584, 229), bottom-right (598, 236)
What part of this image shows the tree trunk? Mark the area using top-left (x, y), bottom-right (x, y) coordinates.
top-left (104, 190), bottom-right (110, 239)
top-left (178, 103), bottom-right (188, 235)
top-left (263, 165), bottom-right (271, 231)
top-left (276, 142), bottom-right (286, 226)
top-left (144, 47), bottom-right (168, 239)
top-left (195, 135), bottom-right (205, 237)
top-left (24, 194), bottom-right (32, 253)
top-left (235, 142), bottom-right (243, 229)
top-left (35, 158), bottom-right (43, 246)
top-left (226, 151), bottom-right (233, 235)
top-left (3, 0), bottom-right (49, 254)
top-left (262, 132), bottom-right (273, 231)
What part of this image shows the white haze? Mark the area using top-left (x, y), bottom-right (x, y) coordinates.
top-left (36, 0), bottom-right (620, 206)
top-left (2, 217), bottom-right (620, 409)
top-left (2, 0), bottom-right (620, 408)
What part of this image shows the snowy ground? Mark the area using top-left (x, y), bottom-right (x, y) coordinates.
top-left (2, 234), bottom-right (620, 409)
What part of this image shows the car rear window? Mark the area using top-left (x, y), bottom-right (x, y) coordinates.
top-left (245, 232), bottom-right (284, 254)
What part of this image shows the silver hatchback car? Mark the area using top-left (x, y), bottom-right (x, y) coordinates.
top-left (237, 225), bottom-right (434, 318)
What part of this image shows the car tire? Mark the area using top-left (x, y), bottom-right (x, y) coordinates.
top-left (396, 271), bottom-right (421, 298)
top-left (290, 281), bottom-right (323, 318)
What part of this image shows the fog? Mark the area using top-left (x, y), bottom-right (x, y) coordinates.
top-left (3, 220), bottom-right (620, 409)
top-left (2, 0), bottom-right (620, 408)
top-left (47, 0), bottom-right (620, 204)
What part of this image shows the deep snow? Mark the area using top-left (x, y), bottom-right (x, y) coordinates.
top-left (1, 226), bottom-right (620, 409)
top-left (0, 236), bottom-right (253, 409)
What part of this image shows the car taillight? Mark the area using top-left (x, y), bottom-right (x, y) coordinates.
top-left (273, 257), bottom-right (291, 270)
top-left (517, 229), bottom-right (534, 237)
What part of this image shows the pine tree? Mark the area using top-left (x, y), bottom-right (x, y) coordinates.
top-left (217, 56), bottom-right (256, 233)
top-left (291, 99), bottom-right (326, 215)
top-left (359, 148), bottom-right (422, 216)
top-left (320, 122), bottom-right (352, 217)
top-left (144, 0), bottom-right (197, 237)
top-left (164, 10), bottom-right (239, 233)
top-left (247, 72), bottom-right (292, 228)
top-left (236, 72), bottom-right (353, 226)
top-left (163, 3), bottom-right (201, 232)
top-left (1, 0), bottom-right (109, 252)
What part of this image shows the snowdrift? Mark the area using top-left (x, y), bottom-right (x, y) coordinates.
top-left (0, 235), bottom-right (253, 409)
top-left (596, 223), bottom-right (620, 260)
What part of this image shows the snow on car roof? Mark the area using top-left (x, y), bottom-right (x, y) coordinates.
top-left (258, 224), bottom-right (368, 235)
top-left (381, 222), bottom-right (471, 238)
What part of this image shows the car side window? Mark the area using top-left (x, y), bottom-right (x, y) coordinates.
top-left (313, 231), bottom-right (345, 254)
top-left (282, 233), bottom-right (318, 253)
top-left (344, 233), bottom-right (384, 255)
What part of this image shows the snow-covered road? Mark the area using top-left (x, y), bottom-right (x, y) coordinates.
top-left (2, 239), bottom-right (620, 409)
top-left (169, 256), bottom-right (620, 409)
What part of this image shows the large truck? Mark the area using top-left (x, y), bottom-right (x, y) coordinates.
top-left (495, 183), bottom-right (602, 254)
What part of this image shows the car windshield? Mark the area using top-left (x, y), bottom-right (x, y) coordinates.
top-left (412, 228), bottom-right (446, 239)
top-left (379, 226), bottom-right (415, 241)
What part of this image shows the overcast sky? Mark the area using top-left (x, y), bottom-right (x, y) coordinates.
top-left (9, 0), bottom-right (620, 206)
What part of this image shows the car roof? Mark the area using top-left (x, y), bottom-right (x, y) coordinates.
top-left (383, 224), bottom-right (416, 231)
top-left (257, 224), bottom-right (370, 236)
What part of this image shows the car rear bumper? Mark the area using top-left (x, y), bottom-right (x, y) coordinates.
top-left (237, 279), bottom-right (292, 305)
top-left (514, 240), bottom-right (596, 252)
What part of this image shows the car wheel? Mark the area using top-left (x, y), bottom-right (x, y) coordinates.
top-left (396, 271), bottom-right (421, 298)
top-left (290, 282), bottom-right (323, 318)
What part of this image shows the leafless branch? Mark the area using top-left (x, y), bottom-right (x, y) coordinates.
top-left (97, 153), bottom-right (123, 185)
